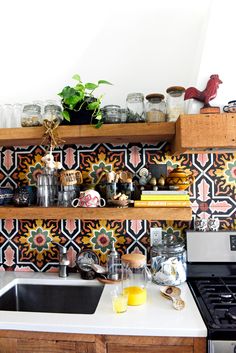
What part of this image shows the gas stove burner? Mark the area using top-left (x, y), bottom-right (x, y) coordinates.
top-left (226, 307), bottom-right (236, 321)
top-left (220, 293), bottom-right (233, 302)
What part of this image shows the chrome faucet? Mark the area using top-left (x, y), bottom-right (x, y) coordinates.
top-left (52, 242), bottom-right (70, 278)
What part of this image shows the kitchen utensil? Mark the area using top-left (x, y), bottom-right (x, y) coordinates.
top-left (160, 286), bottom-right (185, 310)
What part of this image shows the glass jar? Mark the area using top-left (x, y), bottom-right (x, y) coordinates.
top-left (151, 233), bottom-right (186, 286)
top-left (43, 104), bottom-right (63, 124)
top-left (21, 104), bottom-right (42, 127)
top-left (37, 168), bottom-right (58, 207)
top-left (121, 253), bottom-right (151, 306)
top-left (145, 93), bottom-right (166, 122)
top-left (126, 93), bottom-right (145, 122)
top-left (119, 108), bottom-right (128, 123)
top-left (166, 86), bottom-right (185, 122)
top-left (102, 105), bottom-right (121, 123)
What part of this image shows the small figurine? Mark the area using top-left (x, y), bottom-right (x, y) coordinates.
top-left (138, 167), bottom-right (151, 186)
top-left (41, 152), bottom-right (62, 170)
top-left (184, 74), bottom-right (222, 114)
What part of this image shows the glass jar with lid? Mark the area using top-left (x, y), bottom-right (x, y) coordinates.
top-left (126, 93), bottom-right (145, 123)
top-left (121, 253), bottom-right (151, 306)
top-left (145, 93), bottom-right (166, 122)
top-left (102, 105), bottom-right (121, 124)
top-left (21, 104), bottom-right (42, 127)
top-left (43, 104), bottom-right (63, 125)
top-left (151, 233), bottom-right (186, 286)
top-left (166, 86), bottom-right (185, 122)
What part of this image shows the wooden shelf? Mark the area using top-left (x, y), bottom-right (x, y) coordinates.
top-left (0, 122), bottom-right (175, 147)
top-left (172, 113), bottom-right (236, 154)
top-left (0, 206), bottom-right (192, 220)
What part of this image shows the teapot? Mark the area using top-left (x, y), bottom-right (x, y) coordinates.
top-left (165, 166), bottom-right (194, 190)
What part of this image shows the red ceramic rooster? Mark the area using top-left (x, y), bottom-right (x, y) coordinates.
top-left (184, 74), bottom-right (222, 113)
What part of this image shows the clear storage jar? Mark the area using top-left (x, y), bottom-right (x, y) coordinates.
top-left (126, 93), bottom-right (145, 122)
top-left (43, 104), bottom-right (63, 124)
top-left (21, 104), bottom-right (42, 127)
top-left (145, 93), bottom-right (166, 122)
top-left (166, 86), bottom-right (185, 122)
top-left (121, 253), bottom-right (151, 306)
top-left (102, 105), bottom-right (121, 123)
top-left (151, 233), bottom-right (186, 286)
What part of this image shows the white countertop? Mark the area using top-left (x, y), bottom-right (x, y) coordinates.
top-left (0, 272), bottom-right (207, 337)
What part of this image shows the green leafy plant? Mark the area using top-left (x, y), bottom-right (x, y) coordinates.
top-left (58, 74), bottom-right (112, 128)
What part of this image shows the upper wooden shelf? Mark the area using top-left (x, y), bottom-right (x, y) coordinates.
top-left (0, 206), bottom-right (192, 221)
top-left (0, 122), bottom-right (175, 147)
top-left (172, 113), bottom-right (236, 154)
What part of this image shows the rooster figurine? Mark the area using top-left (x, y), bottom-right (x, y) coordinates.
top-left (184, 74), bottom-right (222, 113)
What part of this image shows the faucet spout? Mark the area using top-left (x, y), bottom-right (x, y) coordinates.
top-left (52, 242), bottom-right (70, 278)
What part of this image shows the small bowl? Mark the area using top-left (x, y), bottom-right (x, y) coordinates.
top-left (108, 199), bottom-right (134, 208)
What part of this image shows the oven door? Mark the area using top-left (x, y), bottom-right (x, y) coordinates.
top-left (209, 340), bottom-right (236, 353)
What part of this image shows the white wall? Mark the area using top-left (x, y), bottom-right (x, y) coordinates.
top-left (0, 0), bottom-right (225, 109)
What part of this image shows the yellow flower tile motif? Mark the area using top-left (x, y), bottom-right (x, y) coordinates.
top-left (18, 220), bottom-right (61, 268)
top-left (214, 154), bottom-right (236, 190)
top-left (82, 220), bottom-right (125, 264)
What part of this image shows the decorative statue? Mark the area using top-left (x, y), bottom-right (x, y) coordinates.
top-left (184, 74), bottom-right (222, 113)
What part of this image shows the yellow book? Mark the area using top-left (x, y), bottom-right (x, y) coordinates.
top-left (134, 200), bottom-right (191, 207)
top-left (141, 194), bottom-right (189, 201)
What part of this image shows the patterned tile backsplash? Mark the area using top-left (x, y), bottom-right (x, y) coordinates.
top-left (0, 142), bottom-right (235, 272)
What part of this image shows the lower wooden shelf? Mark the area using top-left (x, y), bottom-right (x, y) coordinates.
top-left (0, 206), bottom-right (192, 220)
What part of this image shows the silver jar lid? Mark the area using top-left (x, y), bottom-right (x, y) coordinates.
top-left (44, 104), bottom-right (62, 113)
top-left (155, 234), bottom-right (185, 254)
top-left (126, 93), bottom-right (144, 102)
top-left (23, 104), bottom-right (41, 113)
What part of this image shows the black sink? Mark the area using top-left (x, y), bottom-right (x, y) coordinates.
top-left (0, 284), bottom-right (104, 314)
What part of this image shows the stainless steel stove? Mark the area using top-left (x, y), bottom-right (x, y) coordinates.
top-left (187, 231), bottom-right (236, 353)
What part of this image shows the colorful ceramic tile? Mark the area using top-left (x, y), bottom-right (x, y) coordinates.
top-left (0, 141), bottom-right (235, 271)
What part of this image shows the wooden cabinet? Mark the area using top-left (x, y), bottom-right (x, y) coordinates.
top-left (0, 331), bottom-right (206, 353)
top-left (172, 113), bottom-right (236, 154)
top-left (105, 335), bottom-right (206, 353)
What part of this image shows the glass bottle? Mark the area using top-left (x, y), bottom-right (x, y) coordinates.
top-left (126, 93), bottom-right (145, 123)
top-left (43, 104), bottom-right (63, 124)
top-left (107, 241), bottom-right (121, 280)
top-left (166, 86), bottom-right (185, 122)
top-left (21, 104), bottom-right (42, 127)
top-left (121, 253), bottom-right (151, 306)
top-left (145, 93), bottom-right (166, 122)
top-left (151, 233), bottom-right (186, 286)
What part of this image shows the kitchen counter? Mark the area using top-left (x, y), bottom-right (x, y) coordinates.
top-left (0, 272), bottom-right (207, 337)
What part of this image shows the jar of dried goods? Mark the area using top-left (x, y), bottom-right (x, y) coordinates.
top-left (43, 104), bottom-right (62, 124)
top-left (145, 93), bottom-right (166, 122)
top-left (166, 86), bottom-right (185, 122)
top-left (21, 104), bottom-right (42, 127)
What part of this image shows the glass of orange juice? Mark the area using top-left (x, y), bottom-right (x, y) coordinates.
top-left (111, 289), bottom-right (128, 313)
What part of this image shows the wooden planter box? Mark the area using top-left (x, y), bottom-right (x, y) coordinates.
top-left (173, 113), bottom-right (236, 154)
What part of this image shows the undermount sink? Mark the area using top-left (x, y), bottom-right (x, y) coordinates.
top-left (0, 283), bottom-right (104, 314)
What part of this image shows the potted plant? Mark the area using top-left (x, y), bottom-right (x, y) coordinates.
top-left (58, 74), bottom-right (112, 128)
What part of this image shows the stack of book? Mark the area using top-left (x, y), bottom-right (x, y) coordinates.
top-left (134, 190), bottom-right (191, 207)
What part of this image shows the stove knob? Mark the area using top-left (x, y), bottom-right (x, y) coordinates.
top-left (234, 345), bottom-right (236, 353)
